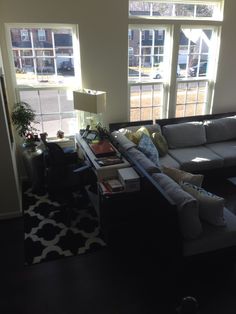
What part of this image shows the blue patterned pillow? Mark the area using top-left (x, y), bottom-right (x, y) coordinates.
top-left (137, 134), bottom-right (160, 166)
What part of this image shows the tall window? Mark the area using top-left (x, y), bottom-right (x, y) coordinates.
top-left (128, 0), bottom-right (224, 121)
top-left (7, 24), bottom-right (80, 137)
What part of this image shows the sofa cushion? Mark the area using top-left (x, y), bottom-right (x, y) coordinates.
top-left (152, 173), bottom-right (202, 239)
top-left (138, 134), bottom-right (160, 166)
top-left (111, 131), bottom-right (136, 151)
top-left (122, 124), bottom-right (161, 134)
top-left (183, 207), bottom-right (236, 256)
top-left (162, 166), bottom-right (204, 187)
top-left (120, 124), bottom-right (162, 145)
top-left (151, 131), bottom-right (168, 157)
top-left (162, 122), bottom-right (206, 149)
top-left (168, 146), bottom-right (224, 172)
top-left (130, 126), bottom-right (150, 144)
top-left (206, 141), bottom-right (236, 167)
top-left (159, 153), bottom-right (181, 169)
top-left (127, 147), bottom-right (161, 174)
top-left (204, 115), bottom-right (236, 143)
top-left (181, 182), bottom-right (226, 227)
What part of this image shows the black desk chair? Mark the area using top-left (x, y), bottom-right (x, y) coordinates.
top-left (43, 142), bottom-right (92, 194)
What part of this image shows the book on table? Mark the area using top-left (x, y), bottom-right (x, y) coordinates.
top-left (89, 140), bottom-right (116, 157)
top-left (95, 155), bottom-right (124, 167)
top-left (102, 178), bottom-right (124, 192)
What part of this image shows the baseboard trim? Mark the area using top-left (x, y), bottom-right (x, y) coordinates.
top-left (0, 211), bottom-right (22, 220)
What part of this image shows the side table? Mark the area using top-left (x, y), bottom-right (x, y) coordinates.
top-left (75, 133), bottom-right (141, 244)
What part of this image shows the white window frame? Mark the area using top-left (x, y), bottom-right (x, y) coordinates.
top-left (129, 0), bottom-right (224, 21)
top-left (5, 23), bottom-right (81, 136)
top-left (128, 1), bottom-right (223, 120)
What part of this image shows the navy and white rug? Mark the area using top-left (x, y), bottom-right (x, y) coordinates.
top-left (23, 186), bottom-right (106, 265)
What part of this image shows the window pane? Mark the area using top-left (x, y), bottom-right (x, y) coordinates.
top-left (129, 82), bottom-right (163, 121)
top-left (129, 1), bottom-right (221, 20)
top-left (10, 26), bottom-right (76, 86)
top-left (130, 86), bottom-right (140, 108)
top-left (60, 90), bottom-right (74, 111)
top-left (42, 114), bottom-right (61, 137)
top-left (153, 84), bottom-right (162, 106)
top-left (39, 90), bottom-right (59, 113)
top-left (19, 90), bottom-right (40, 113)
top-left (178, 28), bottom-right (213, 78)
top-left (36, 57), bottom-right (55, 76)
top-left (141, 85), bottom-right (152, 107)
top-left (141, 107), bottom-right (152, 120)
top-left (61, 113), bottom-right (76, 135)
top-left (153, 107), bottom-right (161, 120)
top-left (130, 108), bottom-right (140, 121)
top-left (175, 81), bottom-right (207, 117)
top-left (128, 27), bottom-right (166, 83)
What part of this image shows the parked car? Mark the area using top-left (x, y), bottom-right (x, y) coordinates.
top-left (58, 61), bottom-right (74, 72)
top-left (153, 65), bottom-right (181, 79)
top-left (188, 62), bottom-right (207, 77)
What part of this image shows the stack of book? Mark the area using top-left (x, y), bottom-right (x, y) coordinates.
top-left (101, 178), bottom-right (124, 193)
top-left (95, 155), bottom-right (124, 167)
top-left (89, 140), bottom-right (116, 157)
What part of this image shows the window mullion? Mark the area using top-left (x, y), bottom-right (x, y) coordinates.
top-left (167, 24), bottom-right (180, 118)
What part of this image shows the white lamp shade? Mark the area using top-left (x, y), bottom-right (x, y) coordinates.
top-left (73, 90), bottom-right (106, 113)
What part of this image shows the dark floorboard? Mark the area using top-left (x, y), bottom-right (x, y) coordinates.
top-left (1, 177), bottom-right (236, 313)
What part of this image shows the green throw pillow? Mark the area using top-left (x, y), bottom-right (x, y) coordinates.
top-left (151, 131), bottom-right (168, 157)
top-left (125, 126), bottom-right (150, 145)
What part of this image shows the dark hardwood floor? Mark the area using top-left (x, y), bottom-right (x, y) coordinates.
top-left (1, 177), bottom-right (236, 314)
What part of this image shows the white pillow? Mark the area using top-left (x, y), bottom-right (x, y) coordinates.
top-left (181, 182), bottom-right (226, 227)
top-left (162, 166), bottom-right (204, 187)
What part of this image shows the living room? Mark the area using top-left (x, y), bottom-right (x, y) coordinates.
top-left (1, 0), bottom-right (236, 313)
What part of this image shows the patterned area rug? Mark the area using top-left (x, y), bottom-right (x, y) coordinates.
top-left (23, 185), bottom-right (106, 265)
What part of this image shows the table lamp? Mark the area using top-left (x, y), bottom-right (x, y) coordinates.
top-left (73, 89), bottom-right (106, 130)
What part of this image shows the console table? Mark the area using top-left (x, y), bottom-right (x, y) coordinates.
top-left (75, 133), bottom-right (141, 243)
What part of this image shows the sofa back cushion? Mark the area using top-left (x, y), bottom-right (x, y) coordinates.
top-left (123, 123), bottom-right (161, 134)
top-left (111, 131), bottom-right (136, 151)
top-left (128, 147), bottom-right (161, 174)
top-left (152, 173), bottom-right (202, 239)
top-left (162, 122), bottom-right (206, 149)
top-left (204, 115), bottom-right (236, 143)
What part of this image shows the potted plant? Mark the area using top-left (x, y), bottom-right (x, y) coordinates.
top-left (11, 101), bottom-right (38, 150)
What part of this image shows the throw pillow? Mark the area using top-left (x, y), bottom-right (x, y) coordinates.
top-left (137, 134), bottom-right (160, 166)
top-left (125, 126), bottom-right (150, 145)
top-left (162, 166), bottom-right (204, 187)
top-left (151, 131), bottom-right (168, 157)
top-left (181, 182), bottom-right (226, 226)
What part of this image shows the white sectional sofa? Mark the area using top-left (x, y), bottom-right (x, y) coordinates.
top-left (110, 112), bottom-right (236, 260)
